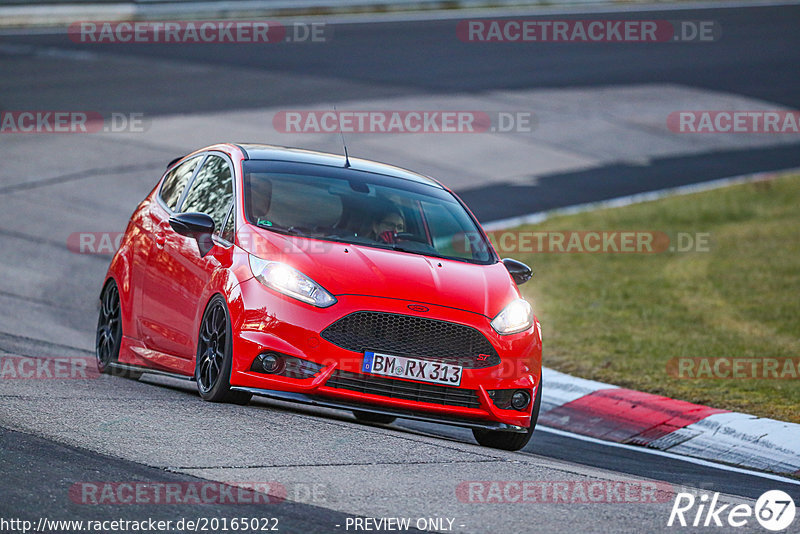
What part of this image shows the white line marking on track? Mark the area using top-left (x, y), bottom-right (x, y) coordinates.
top-left (537, 425), bottom-right (800, 486)
top-left (483, 166), bottom-right (800, 230)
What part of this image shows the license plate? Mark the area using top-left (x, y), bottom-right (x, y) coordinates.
top-left (362, 351), bottom-right (462, 387)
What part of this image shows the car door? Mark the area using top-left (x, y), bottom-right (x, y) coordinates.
top-left (135, 155), bottom-right (202, 342)
top-left (140, 153), bottom-right (235, 367)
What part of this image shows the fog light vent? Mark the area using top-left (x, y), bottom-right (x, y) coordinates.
top-left (488, 388), bottom-right (531, 411)
top-left (257, 352), bottom-right (283, 374)
top-left (250, 352), bottom-right (323, 379)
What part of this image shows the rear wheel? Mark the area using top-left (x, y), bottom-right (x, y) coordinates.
top-left (472, 380), bottom-right (542, 451)
top-left (195, 295), bottom-right (251, 405)
top-left (352, 411), bottom-right (397, 425)
top-left (95, 280), bottom-right (141, 380)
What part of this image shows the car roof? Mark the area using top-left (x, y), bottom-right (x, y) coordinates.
top-left (234, 143), bottom-right (444, 189)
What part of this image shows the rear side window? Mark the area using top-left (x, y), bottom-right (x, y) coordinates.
top-left (160, 156), bottom-right (201, 211)
top-left (180, 155), bottom-right (234, 231)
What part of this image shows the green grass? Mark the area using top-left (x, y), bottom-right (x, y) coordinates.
top-left (512, 174), bottom-right (800, 423)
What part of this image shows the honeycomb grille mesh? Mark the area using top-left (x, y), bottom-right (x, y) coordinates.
top-left (321, 312), bottom-right (499, 369)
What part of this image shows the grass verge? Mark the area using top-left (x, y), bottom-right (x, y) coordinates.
top-left (510, 173), bottom-right (800, 423)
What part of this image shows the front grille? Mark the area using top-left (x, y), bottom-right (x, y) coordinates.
top-left (321, 312), bottom-right (500, 369)
top-left (325, 370), bottom-right (481, 409)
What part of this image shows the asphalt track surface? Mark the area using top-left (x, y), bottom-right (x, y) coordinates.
top-left (3, 4), bottom-right (800, 220)
top-left (1, 4), bottom-right (800, 533)
top-left (3, 5), bottom-right (800, 111)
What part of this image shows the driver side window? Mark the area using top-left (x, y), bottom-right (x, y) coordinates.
top-left (180, 154), bottom-right (234, 232)
top-left (159, 156), bottom-right (201, 211)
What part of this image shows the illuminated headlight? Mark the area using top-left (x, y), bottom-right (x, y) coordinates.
top-left (491, 298), bottom-right (534, 335)
top-left (249, 255), bottom-right (336, 308)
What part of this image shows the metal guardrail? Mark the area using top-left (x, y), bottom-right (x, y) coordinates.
top-left (0, 0), bottom-right (607, 28)
top-left (0, 0), bottom-right (535, 5)
top-left (0, 1), bottom-right (120, 4)
top-left (0, 0), bottom-right (325, 5)
top-left (0, 0), bottom-right (263, 4)
top-left (3, 0), bottom-right (459, 5)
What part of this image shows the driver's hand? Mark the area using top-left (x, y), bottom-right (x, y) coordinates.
top-left (378, 230), bottom-right (397, 244)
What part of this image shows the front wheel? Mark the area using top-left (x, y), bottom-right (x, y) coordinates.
top-left (472, 380), bottom-right (542, 451)
top-left (195, 295), bottom-right (251, 405)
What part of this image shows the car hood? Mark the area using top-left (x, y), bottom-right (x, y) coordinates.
top-left (238, 226), bottom-right (520, 318)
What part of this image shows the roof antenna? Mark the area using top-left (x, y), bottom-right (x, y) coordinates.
top-left (334, 105), bottom-right (351, 168)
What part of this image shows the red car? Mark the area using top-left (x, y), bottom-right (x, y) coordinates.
top-left (96, 143), bottom-right (542, 451)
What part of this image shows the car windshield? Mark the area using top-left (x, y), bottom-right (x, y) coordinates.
top-left (242, 161), bottom-right (495, 264)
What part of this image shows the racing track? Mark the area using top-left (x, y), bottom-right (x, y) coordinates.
top-left (1, 3), bottom-right (800, 532)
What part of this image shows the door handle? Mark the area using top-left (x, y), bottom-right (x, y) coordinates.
top-left (155, 233), bottom-right (166, 247)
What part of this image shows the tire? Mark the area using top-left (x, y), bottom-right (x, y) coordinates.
top-left (195, 295), bottom-right (252, 405)
top-left (353, 410), bottom-right (397, 425)
top-left (472, 379), bottom-right (542, 451)
top-left (95, 279), bottom-right (141, 380)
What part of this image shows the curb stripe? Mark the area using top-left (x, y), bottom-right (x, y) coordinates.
top-left (540, 369), bottom-right (800, 475)
top-left (539, 387), bottom-right (727, 446)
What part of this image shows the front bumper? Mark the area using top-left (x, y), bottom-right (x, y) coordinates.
top-left (229, 278), bottom-right (542, 430)
top-left (230, 386), bottom-right (529, 433)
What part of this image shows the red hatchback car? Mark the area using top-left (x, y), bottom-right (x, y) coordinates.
top-left (97, 143), bottom-right (542, 450)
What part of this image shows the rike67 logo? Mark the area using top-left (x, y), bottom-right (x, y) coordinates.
top-left (668, 490), bottom-right (796, 531)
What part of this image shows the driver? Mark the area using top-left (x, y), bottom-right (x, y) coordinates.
top-left (369, 208), bottom-right (405, 244)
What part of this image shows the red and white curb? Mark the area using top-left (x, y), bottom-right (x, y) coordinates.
top-left (539, 367), bottom-right (800, 477)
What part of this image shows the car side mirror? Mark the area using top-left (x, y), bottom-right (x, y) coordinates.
top-left (169, 212), bottom-right (215, 257)
top-left (502, 258), bottom-right (532, 285)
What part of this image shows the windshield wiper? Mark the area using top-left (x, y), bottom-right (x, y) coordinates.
top-left (387, 242), bottom-right (446, 260)
top-left (255, 221), bottom-right (305, 236)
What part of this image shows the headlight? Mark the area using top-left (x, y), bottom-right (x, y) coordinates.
top-left (248, 255), bottom-right (337, 308)
top-left (491, 298), bottom-right (534, 335)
